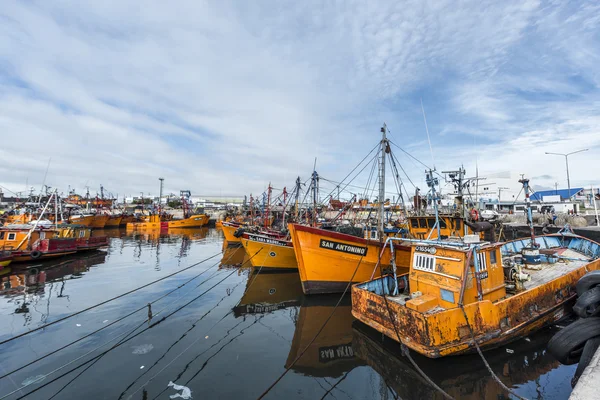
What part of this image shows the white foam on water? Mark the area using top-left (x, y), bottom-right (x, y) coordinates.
top-left (132, 344), bottom-right (154, 355)
top-left (168, 381), bottom-right (192, 399)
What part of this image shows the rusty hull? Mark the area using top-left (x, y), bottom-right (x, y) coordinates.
top-left (352, 258), bottom-right (600, 358)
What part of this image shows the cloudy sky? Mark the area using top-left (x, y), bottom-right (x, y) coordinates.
top-left (0, 0), bottom-right (598, 200)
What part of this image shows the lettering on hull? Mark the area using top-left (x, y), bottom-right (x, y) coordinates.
top-left (319, 343), bottom-right (355, 363)
top-left (319, 239), bottom-right (368, 256)
top-left (247, 234), bottom-right (289, 247)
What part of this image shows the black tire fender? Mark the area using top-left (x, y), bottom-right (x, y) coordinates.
top-left (576, 270), bottom-right (600, 296)
top-left (548, 318), bottom-right (600, 364)
top-left (572, 336), bottom-right (600, 387)
top-left (30, 250), bottom-right (42, 259)
top-left (233, 228), bottom-right (245, 238)
top-left (574, 287), bottom-right (600, 318)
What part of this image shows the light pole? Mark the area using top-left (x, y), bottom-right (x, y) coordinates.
top-left (545, 149), bottom-right (589, 199)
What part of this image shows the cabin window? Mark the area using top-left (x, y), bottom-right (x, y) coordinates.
top-left (439, 218), bottom-right (447, 229)
top-left (413, 253), bottom-right (436, 272)
top-left (426, 218), bottom-right (435, 228)
top-left (440, 289), bottom-right (455, 303)
top-left (490, 250), bottom-right (497, 265)
top-left (7, 233), bottom-right (16, 241)
top-left (79, 230), bottom-right (86, 238)
top-left (453, 219), bottom-right (462, 230)
top-left (476, 252), bottom-right (487, 271)
top-left (418, 218), bottom-right (426, 228)
top-left (410, 219), bottom-right (419, 228)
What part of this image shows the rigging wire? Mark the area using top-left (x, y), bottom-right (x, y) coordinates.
top-left (130, 253), bottom-right (274, 399)
top-left (0, 255), bottom-right (230, 380)
top-left (459, 307), bottom-right (528, 400)
top-left (256, 255), bottom-right (364, 400)
top-left (375, 251), bottom-right (454, 400)
top-left (0, 251), bottom-right (223, 347)
top-left (5, 249), bottom-right (263, 400)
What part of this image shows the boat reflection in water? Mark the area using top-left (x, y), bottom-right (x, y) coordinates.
top-left (286, 295), bottom-right (365, 378)
top-left (0, 252), bottom-right (107, 320)
top-left (352, 322), bottom-right (562, 400)
top-left (220, 241), bottom-right (249, 269)
top-left (233, 269), bottom-right (303, 316)
top-left (234, 269), bottom-right (364, 377)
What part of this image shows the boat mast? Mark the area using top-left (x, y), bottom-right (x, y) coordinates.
top-left (311, 170), bottom-right (319, 227)
top-left (265, 183), bottom-right (272, 229)
top-left (425, 169), bottom-right (442, 240)
top-left (294, 177), bottom-right (301, 222)
top-left (378, 124), bottom-right (388, 238)
top-left (249, 194), bottom-right (254, 225)
top-left (282, 187), bottom-right (288, 229)
top-left (519, 177), bottom-right (536, 244)
top-left (158, 178), bottom-right (164, 214)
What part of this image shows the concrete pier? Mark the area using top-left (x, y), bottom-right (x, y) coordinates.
top-left (569, 348), bottom-right (600, 399)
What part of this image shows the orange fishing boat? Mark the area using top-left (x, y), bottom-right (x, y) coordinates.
top-left (240, 232), bottom-right (297, 270)
top-left (168, 214), bottom-right (210, 228)
top-left (103, 215), bottom-right (123, 228)
top-left (222, 221), bottom-right (243, 244)
top-left (89, 215), bottom-right (109, 228)
top-left (68, 215), bottom-right (95, 227)
top-left (289, 223), bottom-right (410, 294)
top-left (126, 214), bottom-right (169, 231)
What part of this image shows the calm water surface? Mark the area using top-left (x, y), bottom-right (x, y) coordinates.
top-left (0, 229), bottom-right (576, 399)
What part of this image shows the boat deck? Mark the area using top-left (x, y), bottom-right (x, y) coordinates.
top-left (523, 249), bottom-right (589, 290)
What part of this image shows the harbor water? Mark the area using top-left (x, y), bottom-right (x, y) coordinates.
top-left (0, 228), bottom-right (578, 399)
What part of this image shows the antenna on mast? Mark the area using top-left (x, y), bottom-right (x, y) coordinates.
top-left (420, 98), bottom-right (436, 170)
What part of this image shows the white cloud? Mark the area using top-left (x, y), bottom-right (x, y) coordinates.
top-left (0, 0), bottom-right (598, 200)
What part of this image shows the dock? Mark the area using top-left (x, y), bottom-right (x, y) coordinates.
top-left (570, 348), bottom-right (600, 399)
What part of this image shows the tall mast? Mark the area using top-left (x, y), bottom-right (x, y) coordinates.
top-left (294, 177), bottom-right (301, 221)
top-left (378, 124), bottom-right (388, 238)
top-left (282, 187), bottom-right (288, 228)
top-left (265, 183), bottom-right (272, 229)
top-left (426, 169), bottom-right (441, 240)
top-left (158, 178), bottom-right (164, 214)
top-left (519, 177), bottom-right (536, 244)
top-left (311, 170), bottom-right (319, 227)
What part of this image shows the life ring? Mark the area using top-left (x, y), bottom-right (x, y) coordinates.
top-left (470, 209), bottom-right (479, 221)
top-left (30, 250), bottom-right (42, 259)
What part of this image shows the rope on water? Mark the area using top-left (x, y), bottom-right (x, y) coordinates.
top-left (0, 251), bottom-right (224, 346)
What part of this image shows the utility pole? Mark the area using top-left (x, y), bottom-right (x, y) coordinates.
top-left (497, 187), bottom-right (509, 202)
top-left (545, 149), bottom-right (588, 199)
top-left (158, 178), bottom-right (164, 212)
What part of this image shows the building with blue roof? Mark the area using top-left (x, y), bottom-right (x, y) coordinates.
top-left (530, 188), bottom-right (584, 202)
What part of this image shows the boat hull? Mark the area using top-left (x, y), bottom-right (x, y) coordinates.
top-left (89, 215), bottom-right (109, 228)
top-left (103, 216), bottom-right (122, 228)
top-left (222, 223), bottom-right (242, 244)
top-left (68, 215), bottom-right (95, 227)
top-left (168, 214), bottom-right (210, 228)
top-left (352, 257), bottom-right (600, 358)
top-left (289, 224), bottom-right (410, 295)
top-left (241, 234), bottom-right (297, 270)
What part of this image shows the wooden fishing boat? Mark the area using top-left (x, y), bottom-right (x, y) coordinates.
top-left (89, 215), bottom-right (109, 229)
top-left (352, 230), bottom-right (600, 357)
top-left (103, 215), bottom-right (123, 228)
top-left (352, 177), bottom-right (600, 358)
top-left (126, 214), bottom-right (169, 231)
top-left (120, 215), bottom-right (137, 226)
top-left (221, 221), bottom-right (243, 243)
top-left (289, 223), bottom-right (411, 295)
top-left (68, 215), bottom-right (95, 227)
top-left (168, 214), bottom-right (210, 228)
top-left (240, 232), bottom-right (297, 270)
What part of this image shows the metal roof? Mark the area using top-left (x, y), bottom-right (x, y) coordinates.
top-left (530, 188), bottom-right (583, 201)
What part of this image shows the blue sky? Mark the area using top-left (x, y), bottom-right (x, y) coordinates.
top-left (0, 0), bottom-right (599, 199)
